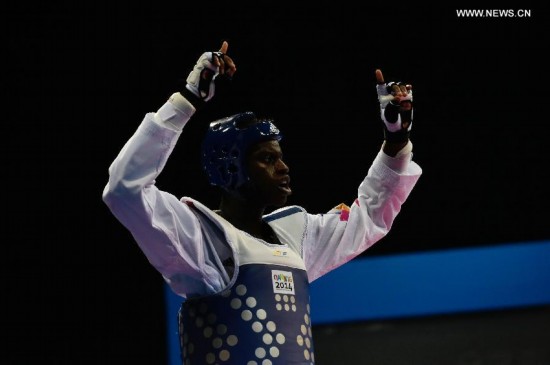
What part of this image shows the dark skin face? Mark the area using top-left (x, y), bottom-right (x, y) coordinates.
top-left (217, 139), bottom-right (290, 242)
top-left (244, 140), bottom-right (291, 207)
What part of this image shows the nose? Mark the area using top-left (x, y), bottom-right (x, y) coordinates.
top-left (276, 159), bottom-right (290, 174)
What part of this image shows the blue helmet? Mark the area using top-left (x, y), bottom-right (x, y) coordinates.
top-left (201, 111), bottom-right (282, 190)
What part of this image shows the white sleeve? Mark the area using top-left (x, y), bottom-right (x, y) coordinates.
top-left (303, 146), bottom-right (422, 282)
top-left (102, 96), bottom-right (227, 298)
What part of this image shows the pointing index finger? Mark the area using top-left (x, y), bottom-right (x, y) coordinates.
top-left (375, 69), bottom-right (385, 85)
top-left (219, 41), bottom-right (229, 54)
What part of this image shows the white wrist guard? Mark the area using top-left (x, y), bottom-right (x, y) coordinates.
top-left (186, 52), bottom-right (223, 102)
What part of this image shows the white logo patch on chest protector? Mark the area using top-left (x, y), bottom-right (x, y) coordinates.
top-left (271, 270), bottom-right (295, 295)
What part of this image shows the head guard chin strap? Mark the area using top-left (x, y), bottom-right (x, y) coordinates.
top-left (201, 112), bottom-right (282, 191)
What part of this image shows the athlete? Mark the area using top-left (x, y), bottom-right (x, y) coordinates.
top-left (103, 41), bottom-right (421, 364)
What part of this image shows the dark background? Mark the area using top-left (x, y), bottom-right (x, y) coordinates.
top-left (7, 2), bottom-right (549, 364)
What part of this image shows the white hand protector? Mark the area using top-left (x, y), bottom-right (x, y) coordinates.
top-left (376, 81), bottom-right (413, 142)
top-left (185, 51), bottom-right (224, 102)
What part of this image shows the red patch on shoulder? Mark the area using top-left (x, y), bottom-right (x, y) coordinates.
top-left (340, 209), bottom-right (350, 222)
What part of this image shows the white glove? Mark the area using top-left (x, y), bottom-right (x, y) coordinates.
top-left (376, 81), bottom-right (413, 142)
top-left (185, 51), bottom-right (224, 102)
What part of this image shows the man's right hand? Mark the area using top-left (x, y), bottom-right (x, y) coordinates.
top-left (185, 41), bottom-right (237, 102)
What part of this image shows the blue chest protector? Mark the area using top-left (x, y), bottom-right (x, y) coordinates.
top-left (178, 204), bottom-right (315, 365)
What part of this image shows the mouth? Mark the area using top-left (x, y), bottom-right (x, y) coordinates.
top-left (277, 177), bottom-right (292, 195)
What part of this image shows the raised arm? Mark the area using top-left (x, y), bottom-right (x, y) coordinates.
top-left (303, 69), bottom-right (421, 282)
top-left (102, 42), bottom-right (237, 297)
